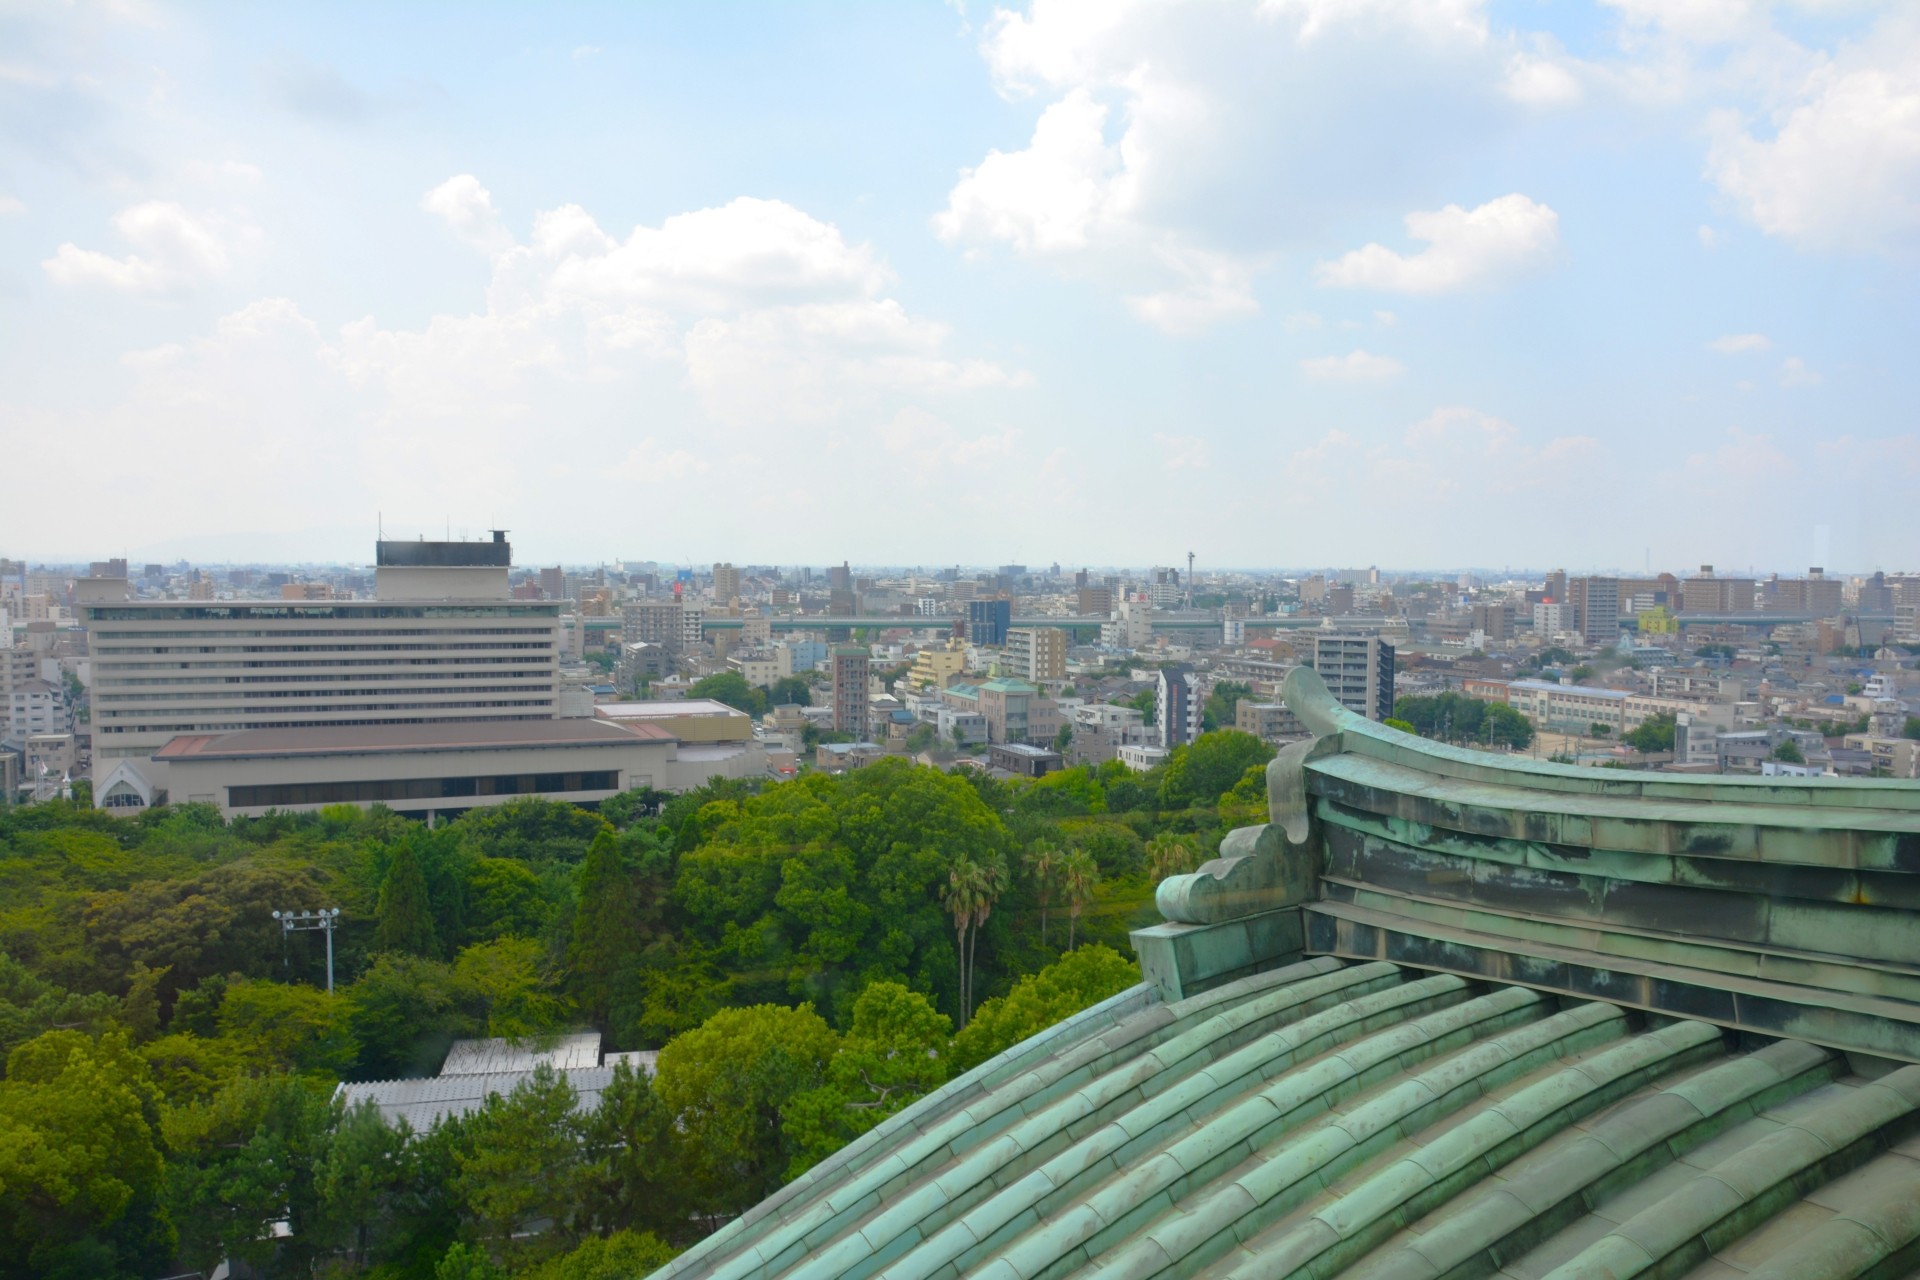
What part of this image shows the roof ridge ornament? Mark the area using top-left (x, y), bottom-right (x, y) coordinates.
top-left (1153, 667), bottom-right (1348, 928)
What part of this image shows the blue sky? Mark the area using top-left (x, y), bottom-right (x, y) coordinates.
top-left (2, 0), bottom-right (1916, 572)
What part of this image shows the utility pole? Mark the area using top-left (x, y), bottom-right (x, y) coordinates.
top-left (274, 908), bottom-right (342, 993)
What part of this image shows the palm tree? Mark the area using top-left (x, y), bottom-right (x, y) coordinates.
top-left (1146, 834), bottom-right (1197, 882)
top-left (1062, 849), bottom-right (1099, 951)
top-left (941, 857), bottom-right (984, 1027)
top-left (1026, 841), bottom-right (1063, 948)
top-left (967, 851), bottom-right (1009, 1027)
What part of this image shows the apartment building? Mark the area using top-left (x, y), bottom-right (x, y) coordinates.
top-left (1309, 634), bottom-right (1396, 722)
top-left (1156, 664), bottom-right (1203, 749)
top-left (1003, 627), bottom-right (1067, 682)
top-left (1236, 700), bottom-right (1305, 743)
top-left (975, 677), bottom-right (1061, 747)
top-left (1101, 595), bottom-right (1154, 650)
top-left (905, 641), bottom-right (967, 692)
top-left (830, 646), bottom-right (870, 738)
top-left (1681, 567), bottom-right (1757, 613)
top-left (1766, 569), bottom-right (1844, 615)
top-left (712, 563), bottom-right (741, 603)
top-left (80, 533), bottom-right (560, 805)
top-left (5, 679), bottom-right (71, 743)
top-left (1469, 601), bottom-right (1511, 642)
top-left (1567, 576), bottom-right (1620, 646)
top-left (621, 599), bottom-right (685, 652)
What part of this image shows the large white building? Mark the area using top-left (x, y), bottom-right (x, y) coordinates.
top-left (81, 533), bottom-right (560, 807)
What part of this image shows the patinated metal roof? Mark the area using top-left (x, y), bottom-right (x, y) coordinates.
top-left (654, 959), bottom-right (1920, 1279)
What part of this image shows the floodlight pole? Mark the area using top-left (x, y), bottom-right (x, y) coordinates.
top-left (272, 908), bottom-right (342, 993)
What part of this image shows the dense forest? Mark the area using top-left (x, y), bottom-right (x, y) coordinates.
top-left (0, 732), bottom-right (1277, 1279)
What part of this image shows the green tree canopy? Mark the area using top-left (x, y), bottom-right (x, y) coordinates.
top-left (654, 1003), bottom-right (839, 1215)
top-left (0, 1030), bottom-right (166, 1277)
top-left (451, 1065), bottom-right (587, 1264)
top-left (688, 671), bottom-right (768, 717)
top-left (1624, 712), bottom-right (1677, 753)
top-left (768, 676), bottom-right (813, 708)
top-left (783, 981), bottom-right (952, 1174)
top-left (567, 827), bottom-right (645, 1032)
top-left (950, 945), bottom-right (1140, 1071)
top-left (1201, 680), bottom-right (1253, 732)
top-left (374, 843), bottom-right (440, 959)
top-left (1160, 730), bottom-right (1276, 809)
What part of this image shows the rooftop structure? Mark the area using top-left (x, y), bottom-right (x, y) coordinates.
top-left (659, 667), bottom-right (1920, 1280)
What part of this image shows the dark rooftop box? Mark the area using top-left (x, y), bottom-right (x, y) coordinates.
top-left (377, 531), bottom-right (512, 568)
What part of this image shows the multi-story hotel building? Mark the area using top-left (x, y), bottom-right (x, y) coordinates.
top-left (81, 533), bottom-right (560, 804)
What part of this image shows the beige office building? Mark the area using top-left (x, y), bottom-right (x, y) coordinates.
top-left (81, 533), bottom-right (559, 807)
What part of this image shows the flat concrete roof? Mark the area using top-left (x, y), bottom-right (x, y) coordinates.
top-left (595, 699), bottom-right (749, 719)
top-left (154, 718), bottom-right (673, 761)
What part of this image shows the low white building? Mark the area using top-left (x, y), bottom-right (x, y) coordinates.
top-left (147, 715), bottom-right (763, 820)
top-left (1117, 743), bottom-right (1170, 772)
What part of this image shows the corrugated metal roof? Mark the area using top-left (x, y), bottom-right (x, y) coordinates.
top-left (440, 1033), bottom-right (602, 1074)
top-left (339, 1065), bottom-right (618, 1131)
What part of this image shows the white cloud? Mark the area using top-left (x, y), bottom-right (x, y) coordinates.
top-left (1282, 311), bottom-right (1324, 333)
top-left (572, 45), bottom-right (603, 60)
top-left (1260, 0), bottom-right (1490, 48)
top-left (1154, 431), bottom-right (1212, 470)
top-left (1315, 194), bottom-right (1560, 293)
top-left (882, 406), bottom-right (1022, 472)
top-left (1707, 332), bottom-right (1771, 353)
top-left (1707, 23), bottom-right (1920, 253)
top-left (941, 0), bottom-right (1537, 330)
top-left (547, 195), bottom-right (893, 312)
top-left (1698, 224), bottom-right (1721, 249)
top-left (42, 201), bottom-right (260, 294)
top-left (1300, 349), bottom-right (1405, 381)
top-left (1123, 243), bottom-right (1260, 334)
top-left (683, 300), bottom-right (1026, 427)
top-left (1779, 355), bottom-right (1823, 387)
top-left (423, 174), bottom-right (515, 255)
top-left (1504, 48), bottom-right (1583, 107)
top-left (0, 196), bottom-right (25, 215)
top-left (936, 88), bottom-right (1120, 255)
top-left (608, 439), bottom-right (710, 484)
top-left (204, 181), bottom-right (1023, 495)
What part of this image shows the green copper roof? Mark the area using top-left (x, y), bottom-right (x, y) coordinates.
top-left (653, 959), bottom-right (1920, 1279)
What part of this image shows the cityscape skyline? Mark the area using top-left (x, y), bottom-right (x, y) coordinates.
top-left (5, 3), bottom-right (1918, 567)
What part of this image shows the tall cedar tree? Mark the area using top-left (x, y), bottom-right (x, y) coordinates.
top-left (373, 843), bottom-right (439, 957)
top-left (568, 827), bottom-right (645, 1029)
